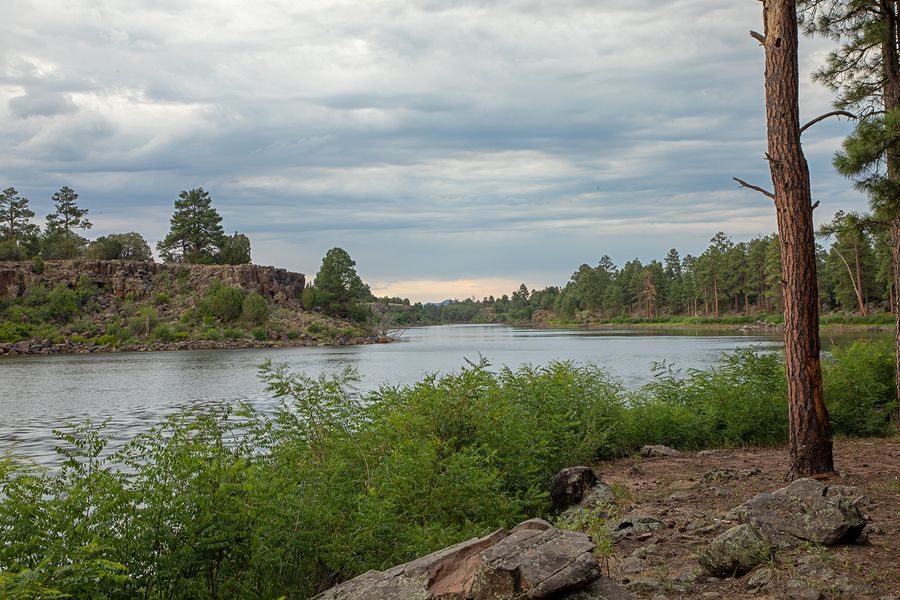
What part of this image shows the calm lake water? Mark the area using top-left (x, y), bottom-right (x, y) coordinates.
top-left (0, 324), bottom-right (872, 465)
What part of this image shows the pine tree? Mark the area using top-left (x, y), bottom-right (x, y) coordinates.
top-left (0, 187), bottom-right (39, 243)
top-left (157, 188), bottom-right (225, 263)
top-left (46, 186), bottom-right (91, 236)
top-left (800, 0), bottom-right (900, 421)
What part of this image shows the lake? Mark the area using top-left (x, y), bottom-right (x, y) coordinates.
top-left (0, 324), bottom-right (870, 465)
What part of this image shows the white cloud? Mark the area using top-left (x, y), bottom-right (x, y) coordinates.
top-left (0, 0), bottom-right (868, 302)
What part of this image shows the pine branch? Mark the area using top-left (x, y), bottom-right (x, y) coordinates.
top-left (733, 177), bottom-right (776, 200)
top-left (799, 110), bottom-right (857, 134)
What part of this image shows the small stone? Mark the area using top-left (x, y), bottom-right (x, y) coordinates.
top-left (610, 513), bottom-right (665, 540)
top-left (786, 580), bottom-right (824, 600)
top-left (619, 556), bottom-right (646, 574)
top-left (746, 567), bottom-right (775, 590)
top-left (668, 491), bottom-right (692, 501)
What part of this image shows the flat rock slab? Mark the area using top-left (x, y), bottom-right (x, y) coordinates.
top-left (313, 518), bottom-right (620, 600)
top-left (640, 445), bottom-right (682, 458)
top-left (727, 478), bottom-right (867, 548)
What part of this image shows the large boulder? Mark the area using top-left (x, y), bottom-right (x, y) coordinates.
top-left (312, 518), bottom-right (633, 600)
top-left (551, 467), bottom-right (598, 511)
top-left (698, 524), bottom-right (774, 577)
top-left (726, 478), bottom-right (867, 547)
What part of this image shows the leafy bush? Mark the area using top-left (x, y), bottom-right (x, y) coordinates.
top-left (251, 327), bottom-right (268, 341)
top-left (823, 339), bottom-right (896, 436)
top-left (0, 322), bottom-right (30, 343)
top-left (31, 255), bottom-right (44, 274)
top-left (46, 284), bottom-right (79, 323)
top-left (152, 324), bottom-right (174, 342)
top-left (202, 327), bottom-right (222, 340)
top-left (200, 282), bottom-right (246, 323)
top-left (307, 322), bottom-right (323, 334)
top-left (90, 334), bottom-right (118, 347)
top-left (127, 307), bottom-right (159, 337)
top-left (154, 292), bottom-right (170, 306)
top-left (222, 327), bottom-right (245, 340)
top-left (241, 292), bottom-right (268, 325)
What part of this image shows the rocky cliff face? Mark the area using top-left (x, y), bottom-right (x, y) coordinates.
top-left (0, 261), bottom-right (305, 305)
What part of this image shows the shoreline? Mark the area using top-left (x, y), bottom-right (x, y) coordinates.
top-left (0, 334), bottom-right (396, 357)
top-left (533, 320), bottom-right (892, 333)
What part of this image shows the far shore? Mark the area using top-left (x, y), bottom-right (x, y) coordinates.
top-left (0, 334), bottom-right (396, 358)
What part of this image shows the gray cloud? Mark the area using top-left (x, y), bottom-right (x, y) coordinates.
top-left (0, 0), bottom-right (869, 300)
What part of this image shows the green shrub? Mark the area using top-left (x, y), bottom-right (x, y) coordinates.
top-left (286, 330), bottom-right (300, 340)
top-left (0, 322), bottom-right (31, 343)
top-left (222, 327), bottom-right (245, 340)
top-left (70, 334), bottom-right (89, 344)
top-left (31, 255), bottom-right (44, 274)
top-left (127, 308), bottom-right (159, 337)
top-left (200, 282), bottom-right (246, 323)
top-left (823, 339), bottom-right (896, 437)
top-left (152, 324), bottom-right (174, 342)
top-left (154, 292), bottom-right (170, 306)
top-left (173, 331), bottom-right (191, 341)
top-left (251, 327), bottom-right (268, 341)
top-left (241, 292), bottom-right (269, 325)
top-left (203, 327), bottom-right (222, 340)
top-left (46, 284), bottom-right (79, 323)
top-left (90, 334), bottom-right (118, 347)
top-left (307, 322), bottom-right (323, 335)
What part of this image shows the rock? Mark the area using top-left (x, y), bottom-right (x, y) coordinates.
top-left (471, 523), bottom-right (600, 599)
top-left (729, 478), bottom-right (868, 547)
top-left (610, 513), bottom-right (665, 541)
top-left (557, 577), bottom-right (634, 600)
top-left (640, 445), bottom-right (682, 458)
top-left (745, 567), bottom-right (775, 590)
top-left (626, 576), bottom-right (662, 593)
top-left (698, 524), bottom-right (773, 578)
top-left (667, 491), bottom-right (692, 501)
top-left (786, 580), bottom-right (824, 600)
top-left (619, 556), bottom-right (646, 574)
top-left (551, 467), bottom-right (598, 511)
top-left (313, 519), bottom-right (612, 600)
top-left (702, 467), bottom-right (760, 482)
top-left (580, 483), bottom-right (617, 508)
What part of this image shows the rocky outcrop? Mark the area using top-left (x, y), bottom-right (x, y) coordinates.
top-left (312, 518), bottom-right (632, 600)
top-left (725, 478), bottom-right (868, 548)
top-left (0, 260), bottom-right (304, 304)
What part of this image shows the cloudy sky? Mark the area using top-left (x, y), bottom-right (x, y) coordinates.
top-left (0, 0), bottom-right (866, 302)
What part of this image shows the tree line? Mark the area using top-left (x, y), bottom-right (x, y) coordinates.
top-left (388, 221), bottom-right (894, 326)
top-left (0, 186), bottom-right (251, 265)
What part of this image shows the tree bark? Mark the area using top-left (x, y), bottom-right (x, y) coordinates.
top-left (762, 0), bottom-right (834, 478)
top-left (882, 0), bottom-right (900, 425)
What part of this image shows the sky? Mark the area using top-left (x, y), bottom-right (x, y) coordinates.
top-left (0, 0), bottom-right (869, 302)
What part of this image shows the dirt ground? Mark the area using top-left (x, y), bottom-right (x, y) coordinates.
top-left (592, 437), bottom-right (900, 599)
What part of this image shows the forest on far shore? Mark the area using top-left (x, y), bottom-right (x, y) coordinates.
top-left (378, 216), bottom-right (895, 326)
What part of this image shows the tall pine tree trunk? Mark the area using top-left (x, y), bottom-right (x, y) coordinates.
top-left (882, 1), bottom-right (900, 425)
top-left (762, 0), bottom-right (833, 478)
